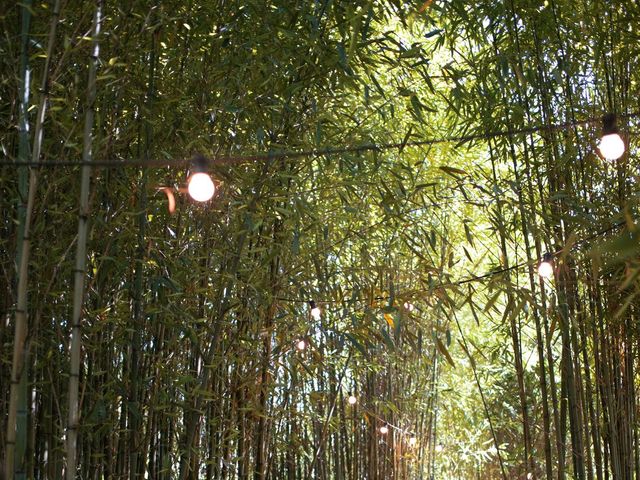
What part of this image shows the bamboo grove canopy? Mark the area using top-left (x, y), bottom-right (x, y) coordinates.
top-left (1, 1), bottom-right (639, 479)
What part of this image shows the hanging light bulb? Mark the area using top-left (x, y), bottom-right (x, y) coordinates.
top-left (434, 443), bottom-right (444, 453)
top-left (409, 436), bottom-right (417, 447)
top-left (309, 300), bottom-right (321, 320)
top-left (404, 302), bottom-right (415, 312)
top-left (295, 339), bottom-right (306, 351)
top-left (598, 113), bottom-right (625, 160)
top-left (188, 154), bottom-right (215, 202)
top-left (537, 253), bottom-right (554, 279)
top-left (379, 425), bottom-right (389, 435)
top-left (347, 393), bottom-right (357, 405)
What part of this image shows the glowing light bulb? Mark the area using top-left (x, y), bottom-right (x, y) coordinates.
top-left (538, 261), bottom-right (553, 279)
top-left (296, 339), bottom-right (306, 351)
top-left (348, 394), bottom-right (357, 405)
top-left (598, 133), bottom-right (625, 160)
top-left (309, 300), bottom-right (321, 320)
top-left (409, 436), bottom-right (417, 447)
top-left (434, 443), bottom-right (444, 453)
top-left (598, 113), bottom-right (625, 160)
top-left (188, 172), bottom-right (215, 202)
top-left (379, 425), bottom-right (389, 435)
top-left (404, 302), bottom-right (415, 312)
top-left (538, 253), bottom-right (554, 279)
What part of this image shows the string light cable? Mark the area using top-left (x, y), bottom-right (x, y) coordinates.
top-left (1, 112), bottom-right (637, 169)
top-left (274, 219), bottom-right (628, 305)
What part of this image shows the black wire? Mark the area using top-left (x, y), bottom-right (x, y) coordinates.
top-left (275, 221), bottom-right (627, 303)
top-left (1, 112), bottom-right (638, 169)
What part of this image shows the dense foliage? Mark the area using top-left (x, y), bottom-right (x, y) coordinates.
top-left (1, 0), bottom-right (639, 479)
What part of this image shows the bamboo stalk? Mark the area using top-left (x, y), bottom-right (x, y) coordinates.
top-left (4, 1), bottom-right (64, 477)
top-left (452, 311), bottom-right (508, 480)
top-left (66, 2), bottom-right (102, 477)
top-left (529, 21), bottom-right (570, 477)
top-left (4, 1), bottom-right (32, 476)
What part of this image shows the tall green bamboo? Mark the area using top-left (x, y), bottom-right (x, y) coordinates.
top-left (66, 2), bottom-right (102, 477)
top-left (4, 1), bottom-right (62, 476)
top-left (127, 9), bottom-right (158, 478)
top-left (4, 3), bottom-right (32, 477)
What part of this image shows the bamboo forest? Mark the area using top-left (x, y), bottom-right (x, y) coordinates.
top-left (2, 0), bottom-right (640, 479)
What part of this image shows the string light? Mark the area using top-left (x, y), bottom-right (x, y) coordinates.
top-left (347, 394), bottom-right (357, 405)
top-left (380, 425), bottom-right (389, 435)
top-left (434, 443), bottom-right (444, 453)
top-left (6, 111), bottom-right (638, 170)
top-left (404, 302), bottom-right (415, 312)
top-left (598, 113), bottom-right (625, 160)
top-left (295, 339), bottom-right (306, 351)
top-left (409, 436), bottom-right (418, 447)
top-left (537, 253), bottom-right (554, 279)
top-left (309, 301), bottom-right (321, 320)
top-left (275, 221), bottom-right (623, 310)
top-left (187, 155), bottom-right (215, 202)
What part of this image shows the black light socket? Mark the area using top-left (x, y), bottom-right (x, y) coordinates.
top-left (602, 113), bottom-right (619, 136)
top-left (191, 154), bottom-right (209, 174)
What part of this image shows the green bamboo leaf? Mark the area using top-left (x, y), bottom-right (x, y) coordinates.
top-left (436, 338), bottom-right (455, 368)
top-left (344, 333), bottom-right (368, 357)
top-left (410, 95), bottom-right (425, 122)
top-left (379, 328), bottom-right (395, 350)
top-left (439, 165), bottom-right (467, 178)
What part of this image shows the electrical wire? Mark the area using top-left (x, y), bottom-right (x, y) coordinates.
top-left (275, 220), bottom-right (627, 304)
top-left (1, 112), bottom-right (638, 169)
